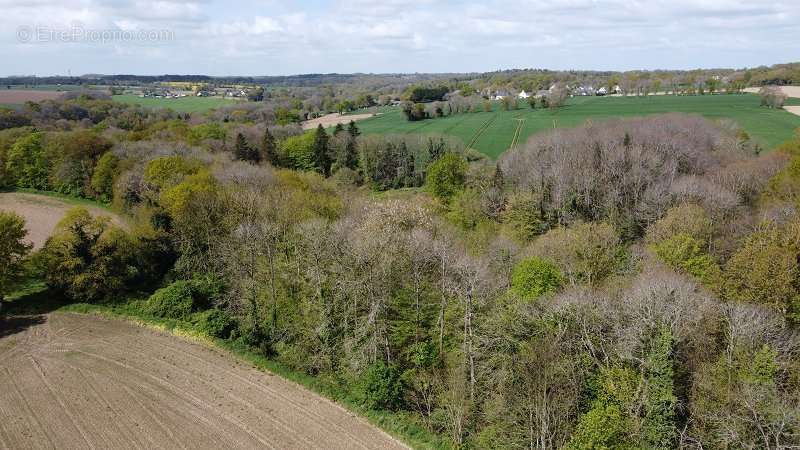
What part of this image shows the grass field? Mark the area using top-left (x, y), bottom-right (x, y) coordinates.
top-left (112, 94), bottom-right (241, 113)
top-left (356, 94), bottom-right (800, 158)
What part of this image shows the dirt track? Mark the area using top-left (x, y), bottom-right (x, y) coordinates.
top-left (0, 312), bottom-right (408, 450)
top-left (302, 112), bottom-right (376, 130)
top-left (0, 193), bottom-right (125, 249)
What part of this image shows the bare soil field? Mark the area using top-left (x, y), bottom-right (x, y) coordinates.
top-left (0, 193), bottom-right (125, 249)
top-left (744, 86), bottom-right (800, 98)
top-left (302, 112), bottom-right (376, 130)
top-left (0, 90), bottom-right (63, 104)
top-left (0, 312), bottom-right (408, 450)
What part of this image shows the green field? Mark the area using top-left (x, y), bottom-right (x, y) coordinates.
top-left (112, 94), bottom-right (240, 113)
top-left (356, 94), bottom-right (800, 158)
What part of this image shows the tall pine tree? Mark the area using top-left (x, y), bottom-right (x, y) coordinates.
top-left (262, 127), bottom-right (279, 166)
top-left (347, 120), bottom-right (360, 138)
top-left (313, 124), bottom-right (332, 176)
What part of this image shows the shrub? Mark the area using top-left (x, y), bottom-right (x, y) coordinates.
top-left (195, 308), bottom-right (236, 338)
top-left (359, 361), bottom-right (405, 410)
top-left (511, 257), bottom-right (562, 300)
top-left (145, 280), bottom-right (195, 319)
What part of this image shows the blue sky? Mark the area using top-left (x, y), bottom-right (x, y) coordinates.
top-left (1, 0), bottom-right (798, 76)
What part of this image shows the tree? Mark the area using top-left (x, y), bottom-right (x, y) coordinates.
top-left (312, 124), bottom-right (332, 176)
top-left (40, 208), bottom-right (138, 302)
top-left (510, 257), bottom-right (562, 300)
top-left (347, 120), bottom-right (361, 138)
top-left (261, 127), bottom-right (279, 166)
top-left (6, 132), bottom-right (49, 190)
top-left (0, 211), bottom-right (31, 302)
top-left (234, 133), bottom-right (260, 164)
top-left (425, 152), bottom-right (467, 203)
top-left (90, 152), bottom-right (119, 203)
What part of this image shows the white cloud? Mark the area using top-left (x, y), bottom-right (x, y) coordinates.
top-left (0, 0), bottom-right (798, 75)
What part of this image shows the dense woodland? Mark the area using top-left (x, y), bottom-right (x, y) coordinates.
top-left (1, 87), bottom-right (800, 449)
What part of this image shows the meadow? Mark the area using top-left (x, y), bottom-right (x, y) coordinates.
top-left (356, 94), bottom-right (800, 158)
top-left (112, 94), bottom-right (241, 113)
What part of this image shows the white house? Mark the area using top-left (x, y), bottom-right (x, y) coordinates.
top-left (518, 90), bottom-right (530, 99)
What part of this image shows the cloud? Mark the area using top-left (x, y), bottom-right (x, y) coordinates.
top-left (0, 0), bottom-right (798, 75)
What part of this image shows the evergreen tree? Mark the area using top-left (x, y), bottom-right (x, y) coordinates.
top-left (347, 120), bottom-right (361, 138)
top-left (313, 124), bottom-right (332, 176)
top-left (262, 127), bottom-right (279, 166)
top-left (234, 133), bottom-right (251, 162)
top-left (235, 133), bottom-right (261, 164)
top-left (641, 324), bottom-right (677, 449)
top-left (343, 135), bottom-right (359, 170)
top-left (492, 163), bottom-right (505, 189)
top-left (333, 123), bottom-right (345, 135)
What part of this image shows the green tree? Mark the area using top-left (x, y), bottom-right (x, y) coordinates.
top-left (652, 234), bottom-right (721, 286)
top-left (90, 152), bottom-right (119, 203)
top-left (0, 211), bottom-right (31, 301)
top-left (312, 124), bottom-right (331, 176)
top-left (40, 208), bottom-right (138, 302)
top-left (234, 133), bottom-right (260, 163)
top-left (347, 120), bottom-right (361, 138)
top-left (6, 132), bottom-right (49, 190)
top-left (425, 152), bottom-right (467, 203)
top-left (261, 127), bottom-right (279, 166)
top-left (510, 257), bottom-right (562, 300)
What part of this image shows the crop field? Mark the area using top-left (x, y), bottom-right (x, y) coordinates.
top-left (0, 312), bottom-right (408, 449)
top-left (112, 94), bottom-right (241, 113)
top-left (0, 89), bottom-right (64, 104)
top-left (0, 192), bottom-right (124, 249)
top-left (356, 94), bottom-right (800, 158)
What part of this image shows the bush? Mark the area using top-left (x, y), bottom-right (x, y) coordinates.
top-left (145, 280), bottom-right (195, 319)
top-left (195, 308), bottom-right (236, 338)
top-left (359, 361), bottom-right (405, 411)
top-left (145, 275), bottom-right (225, 320)
top-left (511, 257), bottom-right (562, 300)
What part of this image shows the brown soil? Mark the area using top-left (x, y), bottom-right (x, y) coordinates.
top-left (302, 112), bottom-right (376, 130)
top-left (0, 90), bottom-right (63, 104)
top-left (0, 193), bottom-right (126, 249)
top-left (0, 312), bottom-right (409, 450)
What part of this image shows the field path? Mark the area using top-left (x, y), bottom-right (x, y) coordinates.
top-left (784, 106), bottom-right (800, 117)
top-left (0, 192), bottom-right (126, 249)
top-left (0, 312), bottom-right (409, 450)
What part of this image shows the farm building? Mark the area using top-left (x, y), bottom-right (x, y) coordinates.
top-left (518, 90), bottom-right (530, 99)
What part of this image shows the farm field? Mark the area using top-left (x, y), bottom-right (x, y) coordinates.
top-left (0, 89), bottom-right (64, 104)
top-left (0, 192), bottom-right (124, 249)
top-left (112, 94), bottom-right (240, 113)
top-left (356, 94), bottom-right (800, 158)
top-left (0, 312), bottom-right (408, 450)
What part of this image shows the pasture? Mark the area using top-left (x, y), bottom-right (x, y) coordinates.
top-left (112, 94), bottom-right (240, 113)
top-left (356, 94), bottom-right (800, 158)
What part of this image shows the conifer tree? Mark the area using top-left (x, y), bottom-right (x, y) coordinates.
top-left (262, 127), bottom-right (279, 166)
top-left (313, 124), bottom-right (332, 176)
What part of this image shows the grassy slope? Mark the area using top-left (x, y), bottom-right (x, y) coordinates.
top-left (112, 94), bottom-right (241, 113)
top-left (356, 94), bottom-right (800, 158)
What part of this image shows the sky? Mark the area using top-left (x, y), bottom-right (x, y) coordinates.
top-left (1, 0), bottom-right (799, 76)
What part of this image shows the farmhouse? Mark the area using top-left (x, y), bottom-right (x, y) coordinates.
top-left (518, 90), bottom-right (530, 99)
